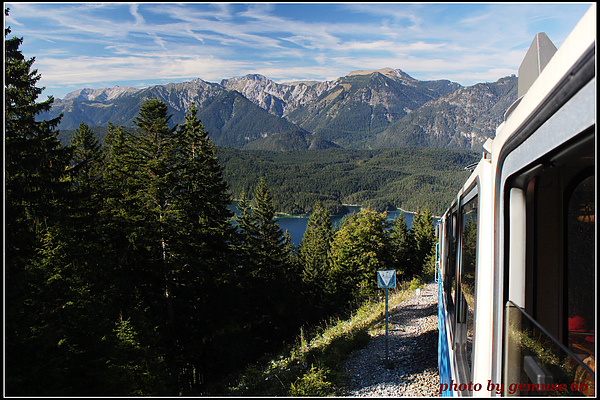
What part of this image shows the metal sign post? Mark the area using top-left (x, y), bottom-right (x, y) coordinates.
top-left (377, 270), bottom-right (396, 367)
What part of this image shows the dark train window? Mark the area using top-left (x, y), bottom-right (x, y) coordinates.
top-left (566, 173), bottom-right (595, 395)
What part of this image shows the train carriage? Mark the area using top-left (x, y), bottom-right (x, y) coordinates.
top-left (437, 5), bottom-right (595, 396)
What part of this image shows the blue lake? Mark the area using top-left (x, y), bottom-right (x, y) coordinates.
top-left (229, 202), bottom-right (431, 246)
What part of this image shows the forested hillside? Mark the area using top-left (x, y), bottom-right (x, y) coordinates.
top-left (217, 147), bottom-right (478, 216)
top-left (57, 127), bottom-right (479, 216)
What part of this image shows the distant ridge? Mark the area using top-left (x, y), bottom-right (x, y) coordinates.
top-left (62, 86), bottom-right (140, 102)
top-left (48, 68), bottom-right (517, 152)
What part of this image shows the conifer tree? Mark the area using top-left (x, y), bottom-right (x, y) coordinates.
top-left (168, 103), bottom-right (236, 392)
top-left (174, 103), bottom-right (233, 267)
top-left (235, 178), bottom-right (292, 280)
top-left (409, 205), bottom-right (437, 278)
top-left (299, 201), bottom-right (334, 316)
top-left (233, 179), bottom-right (299, 349)
top-left (71, 121), bottom-right (105, 190)
top-left (235, 190), bottom-right (260, 259)
top-left (5, 17), bottom-right (76, 394)
top-left (299, 201), bottom-right (332, 280)
top-left (389, 213), bottom-right (411, 278)
top-left (126, 98), bottom-right (184, 388)
top-left (5, 17), bottom-right (71, 246)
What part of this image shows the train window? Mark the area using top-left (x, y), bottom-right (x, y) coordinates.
top-left (455, 193), bottom-right (478, 381)
top-left (460, 195), bottom-right (478, 373)
top-left (504, 132), bottom-right (595, 396)
top-left (565, 173), bottom-right (595, 395)
top-left (444, 209), bottom-right (458, 340)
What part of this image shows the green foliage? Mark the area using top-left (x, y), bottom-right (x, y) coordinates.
top-left (289, 365), bottom-right (333, 396)
top-left (329, 209), bottom-right (392, 307)
top-left (389, 213), bottom-right (411, 279)
top-left (408, 205), bottom-right (437, 279)
top-left (409, 277), bottom-right (425, 291)
top-left (5, 19), bottom-right (77, 395)
top-left (295, 201), bottom-right (437, 327)
top-left (298, 201), bottom-right (335, 316)
top-left (227, 286), bottom-right (412, 396)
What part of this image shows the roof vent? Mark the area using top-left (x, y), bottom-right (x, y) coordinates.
top-left (517, 32), bottom-right (557, 98)
top-left (505, 33), bottom-right (557, 121)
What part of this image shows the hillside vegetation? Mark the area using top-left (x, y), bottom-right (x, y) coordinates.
top-left (9, 21), bottom-right (477, 396)
top-left (8, 52), bottom-right (441, 395)
top-left (223, 282), bottom-right (416, 396)
top-left (57, 128), bottom-right (478, 217)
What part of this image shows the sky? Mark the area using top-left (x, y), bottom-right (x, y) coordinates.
top-left (4, 2), bottom-right (593, 100)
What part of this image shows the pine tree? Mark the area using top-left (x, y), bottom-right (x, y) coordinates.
top-left (253, 178), bottom-right (288, 265)
top-left (299, 201), bottom-right (334, 316)
top-left (5, 17), bottom-right (76, 395)
top-left (5, 18), bottom-right (71, 246)
top-left (409, 205), bottom-right (436, 278)
top-left (389, 213), bottom-right (411, 279)
top-left (70, 121), bottom-right (105, 190)
top-left (232, 179), bottom-right (300, 351)
top-left (168, 103), bottom-right (236, 392)
top-left (126, 98), bottom-right (184, 389)
top-left (235, 190), bottom-right (260, 256)
top-left (174, 103), bottom-right (233, 267)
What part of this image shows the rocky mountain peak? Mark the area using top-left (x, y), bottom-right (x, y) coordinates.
top-left (221, 74), bottom-right (277, 92)
top-left (347, 67), bottom-right (416, 82)
top-left (61, 86), bottom-right (139, 102)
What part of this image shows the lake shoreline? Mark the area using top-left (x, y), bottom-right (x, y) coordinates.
top-left (232, 199), bottom-right (440, 221)
top-left (275, 205), bottom-right (419, 220)
top-left (229, 201), bottom-right (437, 246)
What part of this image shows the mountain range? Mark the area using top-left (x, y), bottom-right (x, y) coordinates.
top-left (46, 68), bottom-right (517, 152)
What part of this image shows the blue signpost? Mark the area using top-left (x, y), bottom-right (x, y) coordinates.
top-left (377, 270), bottom-right (396, 366)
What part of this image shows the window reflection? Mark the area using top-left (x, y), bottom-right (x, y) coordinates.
top-left (461, 195), bottom-right (477, 373)
top-left (567, 175), bottom-right (595, 396)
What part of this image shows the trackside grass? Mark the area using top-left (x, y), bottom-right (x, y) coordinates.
top-left (224, 280), bottom-right (417, 396)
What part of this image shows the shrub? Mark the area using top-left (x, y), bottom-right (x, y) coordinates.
top-left (409, 277), bottom-right (424, 291)
top-left (288, 365), bottom-right (332, 396)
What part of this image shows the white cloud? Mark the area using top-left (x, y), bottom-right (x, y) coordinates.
top-left (35, 54), bottom-right (249, 90)
top-left (5, 2), bottom-right (590, 99)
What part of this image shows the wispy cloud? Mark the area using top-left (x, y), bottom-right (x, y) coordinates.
top-left (5, 2), bottom-right (591, 99)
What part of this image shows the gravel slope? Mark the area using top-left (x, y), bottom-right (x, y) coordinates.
top-left (341, 282), bottom-right (440, 397)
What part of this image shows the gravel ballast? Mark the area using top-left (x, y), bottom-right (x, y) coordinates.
top-left (341, 282), bottom-right (440, 397)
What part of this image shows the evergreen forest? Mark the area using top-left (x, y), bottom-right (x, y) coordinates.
top-left (6, 18), bottom-right (440, 395)
top-left (217, 146), bottom-right (477, 216)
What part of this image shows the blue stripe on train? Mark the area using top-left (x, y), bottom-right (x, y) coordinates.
top-left (438, 276), bottom-right (453, 397)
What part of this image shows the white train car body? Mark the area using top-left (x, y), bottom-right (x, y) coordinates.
top-left (437, 5), bottom-right (596, 397)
